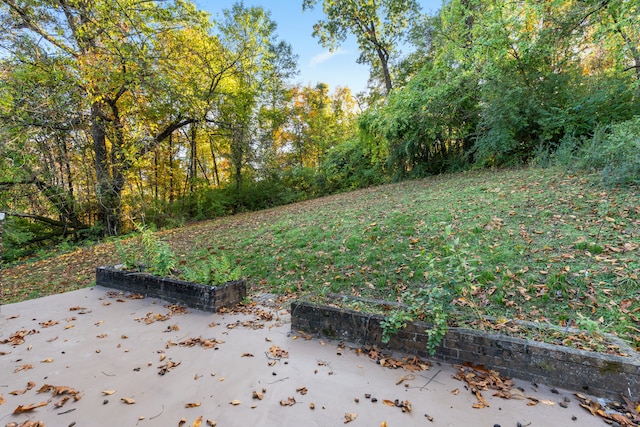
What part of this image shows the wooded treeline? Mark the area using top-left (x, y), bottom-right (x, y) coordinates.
top-left (1, 0), bottom-right (638, 261)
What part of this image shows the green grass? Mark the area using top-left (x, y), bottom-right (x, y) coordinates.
top-left (2, 166), bottom-right (639, 352)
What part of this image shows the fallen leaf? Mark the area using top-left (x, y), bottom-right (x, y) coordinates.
top-left (185, 402), bottom-right (201, 408)
top-left (41, 358), bottom-right (54, 363)
top-left (241, 353), bottom-right (254, 357)
top-left (253, 391), bottom-right (264, 400)
top-left (383, 400), bottom-right (395, 407)
top-left (39, 320), bottom-right (59, 328)
top-left (13, 401), bottom-right (48, 414)
top-left (229, 400), bottom-right (242, 406)
top-left (14, 364), bottom-right (34, 373)
top-left (192, 416), bottom-right (203, 427)
top-left (280, 397), bottom-right (296, 407)
top-left (102, 390), bottom-right (116, 395)
top-left (121, 397), bottom-right (136, 404)
top-left (179, 418), bottom-right (187, 427)
top-left (54, 396), bottom-right (71, 408)
top-left (296, 387), bottom-right (308, 395)
top-left (206, 420), bottom-right (217, 427)
top-left (0, 394), bottom-right (5, 405)
top-left (344, 412), bottom-right (358, 423)
top-left (451, 388), bottom-right (459, 395)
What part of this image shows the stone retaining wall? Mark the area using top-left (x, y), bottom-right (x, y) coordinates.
top-left (96, 266), bottom-right (246, 312)
top-left (290, 300), bottom-right (640, 400)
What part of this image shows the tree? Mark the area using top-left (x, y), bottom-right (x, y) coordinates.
top-left (0, 0), bottom-right (218, 235)
top-left (302, 0), bottom-right (420, 95)
top-left (213, 4), bottom-right (297, 195)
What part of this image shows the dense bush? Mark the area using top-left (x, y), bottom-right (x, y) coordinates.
top-left (578, 116), bottom-right (640, 187)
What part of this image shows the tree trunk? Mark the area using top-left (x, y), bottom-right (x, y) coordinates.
top-left (91, 102), bottom-right (122, 236)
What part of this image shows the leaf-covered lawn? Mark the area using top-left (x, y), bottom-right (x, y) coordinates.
top-left (2, 167), bottom-right (639, 351)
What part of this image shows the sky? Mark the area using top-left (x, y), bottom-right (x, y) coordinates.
top-left (195, 0), bottom-right (443, 94)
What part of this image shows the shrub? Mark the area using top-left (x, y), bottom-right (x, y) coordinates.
top-left (578, 116), bottom-right (640, 186)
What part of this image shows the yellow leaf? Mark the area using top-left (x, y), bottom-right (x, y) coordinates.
top-left (192, 416), bottom-right (203, 427)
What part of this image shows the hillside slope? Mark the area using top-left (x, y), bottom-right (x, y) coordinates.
top-left (2, 167), bottom-right (639, 350)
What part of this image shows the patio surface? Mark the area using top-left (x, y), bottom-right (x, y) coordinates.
top-left (0, 287), bottom-right (607, 426)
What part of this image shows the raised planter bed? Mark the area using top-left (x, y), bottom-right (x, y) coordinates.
top-left (290, 299), bottom-right (640, 400)
top-left (96, 266), bottom-right (246, 312)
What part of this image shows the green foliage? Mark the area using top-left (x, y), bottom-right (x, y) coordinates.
top-left (115, 226), bottom-right (240, 285)
top-left (182, 254), bottom-right (241, 286)
top-left (361, 65), bottom-right (476, 179)
top-left (319, 139), bottom-right (386, 192)
top-left (381, 224), bottom-right (479, 354)
top-left (116, 226), bottom-right (177, 277)
top-left (578, 116), bottom-right (640, 187)
top-left (303, 0), bottom-right (420, 94)
top-left (1, 217), bottom-right (36, 262)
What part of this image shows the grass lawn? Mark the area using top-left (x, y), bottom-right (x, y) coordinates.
top-left (2, 166), bottom-right (639, 352)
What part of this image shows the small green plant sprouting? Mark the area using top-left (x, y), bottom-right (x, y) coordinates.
top-left (116, 227), bottom-right (239, 285)
top-left (381, 224), bottom-right (479, 355)
top-left (116, 225), bottom-right (177, 276)
top-left (182, 254), bottom-right (241, 286)
top-left (381, 285), bottom-right (451, 355)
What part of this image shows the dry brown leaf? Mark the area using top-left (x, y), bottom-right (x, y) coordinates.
top-left (344, 412), bottom-right (358, 423)
top-left (229, 400), bottom-right (242, 406)
top-left (206, 420), bottom-right (217, 427)
top-left (52, 385), bottom-right (78, 396)
top-left (296, 387), bottom-right (308, 395)
top-left (192, 416), bottom-right (203, 427)
top-left (14, 364), bottom-right (34, 373)
top-left (40, 358), bottom-right (54, 363)
top-left (241, 353), bottom-right (254, 357)
top-left (185, 402), bottom-right (201, 408)
top-left (54, 396), bottom-right (71, 408)
top-left (121, 397), bottom-right (136, 404)
top-left (102, 390), bottom-right (116, 395)
top-left (280, 397), bottom-right (296, 407)
top-left (253, 391), bottom-right (264, 400)
top-left (451, 388), bottom-right (459, 395)
top-left (13, 401), bottom-right (48, 414)
top-left (0, 394), bottom-right (5, 405)
top-left (383, 399), bottom-right (395, 407)
top-left (179, 418), bottom-right (187, 427)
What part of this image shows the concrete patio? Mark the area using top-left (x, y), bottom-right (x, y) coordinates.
top-left (0, 287), bottom-right (607, 426)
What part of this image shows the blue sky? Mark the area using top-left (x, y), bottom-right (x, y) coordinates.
top-left (195, 0), bottom-right (443, 94)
